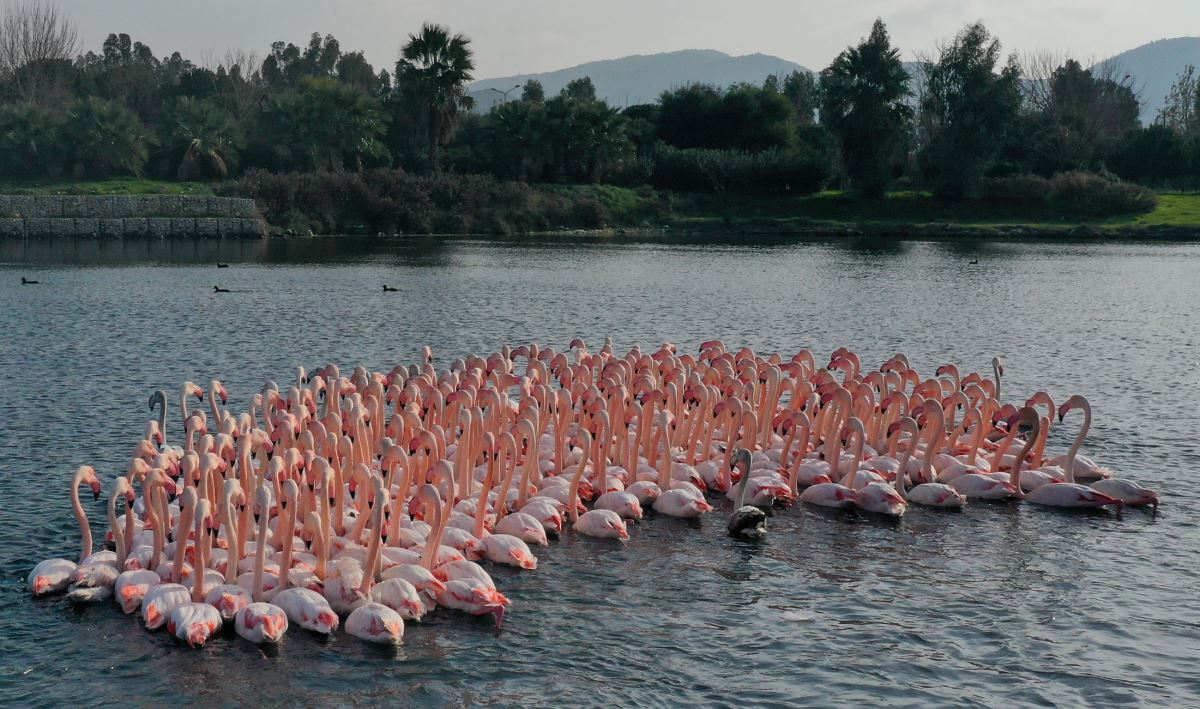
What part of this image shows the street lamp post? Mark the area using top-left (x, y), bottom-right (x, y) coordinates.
top-left (489, 84), bottom-right (522, 104)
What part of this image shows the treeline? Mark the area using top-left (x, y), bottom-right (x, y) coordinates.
top-left (2, 2), bottom-right (1198, 213)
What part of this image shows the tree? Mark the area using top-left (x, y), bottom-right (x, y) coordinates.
top-left (0, 101), bottom-right (66, 177)
top-left (658, 83), bottom-right (796, 152)
top-left (256, 77), bottom-right (388, 172)
top-left (919, 22), bottom-right (1022, 199)
top-left (75, 33), bottom-right (169, 123)
top-left (62, 96), bottom-right (151, 177)
top-left (161, 97), bottom-right (244, 179)
top-left (262, 33), bottom-right (341, 88)
top-left (1158, 65), bottom-right (1198, 135)
top-left (336, 51), bottom-right (386, 96)
top-left (396, 23), bottom-right (475, 172)
top-left (819, 19), bottom-right (911, 197)
top-left (480, 98), bottom-right (549, 180)
top-left (561, 76), bottom-right (596, 101)
top-left (1109, 124), bottom-right (1189, 183)
top-left (521, 79), bottom-right (544, 103)
top-left (0, 1), bottom-right (78, 105)
top-left (782, 70), bottom-right (819, 125)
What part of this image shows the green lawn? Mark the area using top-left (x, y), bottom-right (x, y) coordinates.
top-left (664, 189), bottom-right (1200, 230)
top-left (1120, 193), bottom-right (1200, 227)
top-left (2, 178), bottom-right (1197, 232)
top-left (0, 178), bottom-right (212, 196)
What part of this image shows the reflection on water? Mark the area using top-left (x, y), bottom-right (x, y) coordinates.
top-left (1, 235), bottom-right (1197, 706)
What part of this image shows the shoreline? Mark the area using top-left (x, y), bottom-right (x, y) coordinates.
top-left (3, 188), bottom-right (1199, 241)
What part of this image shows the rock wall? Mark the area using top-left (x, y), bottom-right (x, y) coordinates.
top-left (0, 195), bottom-right (267, 238)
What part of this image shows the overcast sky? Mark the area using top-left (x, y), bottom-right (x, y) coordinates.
top-left (39, 0), bottom-right (1200, 78)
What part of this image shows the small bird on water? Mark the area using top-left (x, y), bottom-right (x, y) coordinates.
top-left (213, 286), bottom-right (231, 293)
top-left (969, 258), bottom-right (979, 265)
top-left (217, 263), bottom-right (230, 268)
top-left (382, 285), bottom-right (399, 292)
top-left (21, 277), bottom-right (39, 285)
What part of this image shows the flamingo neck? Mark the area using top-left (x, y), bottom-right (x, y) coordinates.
top-left (1064, 403), bottom-right (1091, 485)
top-left (71, 474), bottom-right (92, 563)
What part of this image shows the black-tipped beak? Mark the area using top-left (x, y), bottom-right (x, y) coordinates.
top-left (253, 513), bottom-right (260, 524)
top-left (304, 539), bottom-right (312, 551)
top-left (93, 491), bottom-right (100, 501)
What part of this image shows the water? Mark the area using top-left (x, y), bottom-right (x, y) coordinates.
top-left (1, 235), bottom-right (1198, 707)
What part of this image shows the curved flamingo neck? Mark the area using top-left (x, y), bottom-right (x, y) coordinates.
top-left (1064, 402), bottom-right (1092, 484)
top-left (1011, 420), bottom-right (1040, 496)
top-left (71, 471), bottom-right (92, 562)
top-left (787, 421), bottom-right (811, 496)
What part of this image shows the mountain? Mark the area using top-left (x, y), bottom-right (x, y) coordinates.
top-left (1099, 37), bottom-right (1200, 123)
top-left (468, 49), bottom-right (809, 111)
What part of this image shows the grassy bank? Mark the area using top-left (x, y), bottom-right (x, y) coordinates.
top-left (0, 178), bottom-right (214, 197)
top-left (2, 177), bottom-right (1198, 236)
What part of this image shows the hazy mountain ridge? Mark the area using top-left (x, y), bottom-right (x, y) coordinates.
top-left (469, 39), bottom-right (1200, 124)
top-left (1101, 37), bottom-right (1200, 122)
top-left (468, 49), bottom-right (808, 110)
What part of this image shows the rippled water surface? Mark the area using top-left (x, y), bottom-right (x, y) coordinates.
top-left (1, 235), bottom-right (1198, 707)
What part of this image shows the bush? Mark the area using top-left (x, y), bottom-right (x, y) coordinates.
top-left (651, 145), bottom-right (830, 194)
top-left (983, 174), bottom-right (1051, 205)
top-left (219, 169), bottom-right (667, 234)
top-left (984, 171), bottom-right (1156, 216)
top-left (1047, 171), bottom-right (1157, 216)
top-left (0, 103), bottom-right (68, 179)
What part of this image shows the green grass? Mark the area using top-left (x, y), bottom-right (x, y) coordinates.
top-left (1119, 193), bottom-right (1200, 227)
top-left (0, 178), bottom-right (213, 196)
top-left (665, 190), bottom-right (1200, 230)
top-left (2, 177), bottom-right (1197, 233)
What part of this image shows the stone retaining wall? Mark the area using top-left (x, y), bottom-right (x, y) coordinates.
top-left (0, 195), bottom-right (267, 238)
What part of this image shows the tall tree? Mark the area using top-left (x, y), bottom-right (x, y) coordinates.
top-left (521, 79), bottom-right (544, 103)
top-left (782, 70), bottom-right (819, 125)
top-left (1158, 65), bottom-right (1198, 135)
top-left (561, 76), bottom-right (596, 101)
top-left (396, 23), bottom-right (475, 172)
top-left (255, 77), bottom-right (388, 171)
top-left (919, 22), bottom-right (1022, 199)
top-left (819, 19), bottom-right (911, 197)
top-left (0, 0), bottom-right (78, 105)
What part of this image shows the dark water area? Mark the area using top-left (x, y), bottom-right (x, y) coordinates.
top-left (1, 235), bottom-right (1198, 707)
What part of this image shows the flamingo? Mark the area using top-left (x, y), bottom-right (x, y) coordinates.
top-left (1013, 408), bottom-right (1123, 511)
top-left (29, 466), bottom-right (102, 596)
top-left (892, 417), bottom-right (965, 509)
top-left (727, 449), bottom-right (767, 538)
top-left (1058, 395), bottom-right (1157, 507)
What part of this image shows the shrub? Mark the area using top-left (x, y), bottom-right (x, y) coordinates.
top-left (1047, 171), bottom-right (1157, 216)
top-left (984, 171), bottom-right (1157, 216)
top-left (983, 174), bottom-right (1051, 205)
top-left (219, 169), bottom-right (665, 234)
top-left (651, 145), bottom-right (830, 194)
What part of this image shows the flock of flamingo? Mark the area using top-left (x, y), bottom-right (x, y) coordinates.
top-left (27, 340), bottom-right (1158, 648)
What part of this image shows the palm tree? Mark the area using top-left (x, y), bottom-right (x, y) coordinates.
top-left (819, 19), bottom-right (912, 197)
top-left (163, 97), bottom-right (245, 180)
top-left (396, 23), bottom-right (475, 172)
top-left (63, 96), bottom-right (151, 178)
top-left (0, 102), bottom-right (67, 178)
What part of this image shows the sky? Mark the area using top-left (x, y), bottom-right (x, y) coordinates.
top-left (30, 0), bottom-right (1200, 79)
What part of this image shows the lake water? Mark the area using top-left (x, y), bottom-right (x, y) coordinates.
top-left (1, 235), bottom-right (1198, 707)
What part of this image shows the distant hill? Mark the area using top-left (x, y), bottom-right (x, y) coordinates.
top-left (468, 49), bottom-right (809, 111)
top-left (1098, 37), bottom-right (1200, 123)
top-left (468, 39), bottom-right (1200, 124)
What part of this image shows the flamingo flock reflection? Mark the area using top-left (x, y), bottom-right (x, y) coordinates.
top-left (28, 339), bottom-right (1158, 647)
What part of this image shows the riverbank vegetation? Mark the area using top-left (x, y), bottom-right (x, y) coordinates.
top-left (2, 3), bottom-right (1200, 234)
